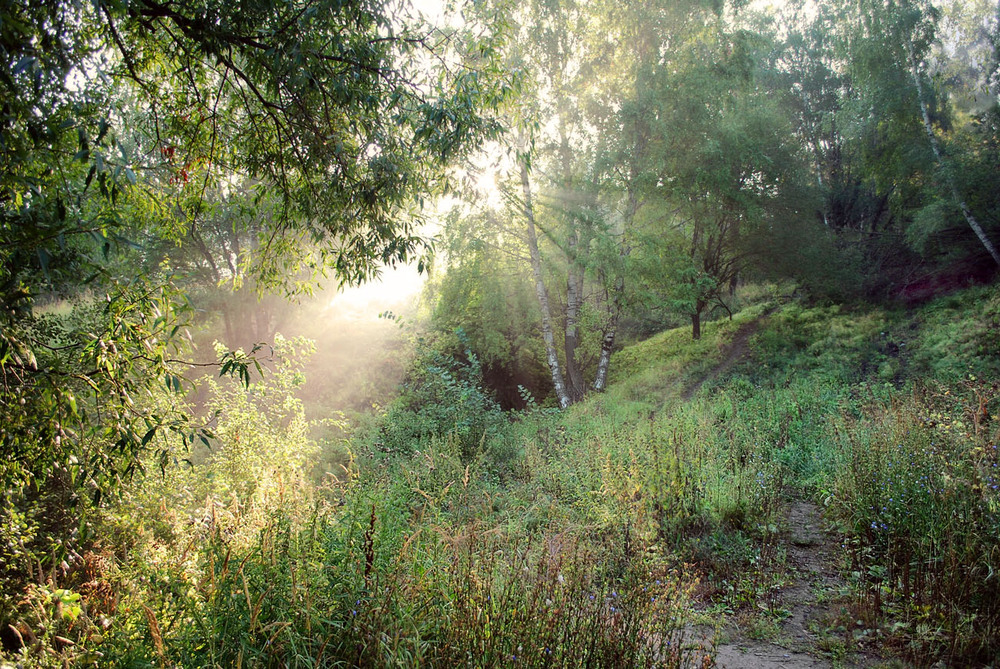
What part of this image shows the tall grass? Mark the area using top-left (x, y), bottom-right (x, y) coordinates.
top-left (8, 284), bottom-right (1000, 667)
top-left (90, 475), bottom-right (706, 667)
top-left (830, 381), bottom-right (1000, 663)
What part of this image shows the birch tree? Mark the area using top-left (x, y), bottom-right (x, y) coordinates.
top-left (902, 3), bottom-right (1000, 266)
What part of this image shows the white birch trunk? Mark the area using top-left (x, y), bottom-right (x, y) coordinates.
top-left (908, 43), bottom-right (1000, 266)
top-left (592, 275), bottom-right (622, 393)
top-left (518, 140), bottom-right (572, 409)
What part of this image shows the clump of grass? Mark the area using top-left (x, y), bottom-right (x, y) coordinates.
top-left (438, 532), bottom-right (704, 668)
top-left (608, 300), bottom-right (775, 397)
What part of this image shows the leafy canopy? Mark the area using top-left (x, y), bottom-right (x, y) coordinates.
top-left (0, 0), bottom-right (513, 571)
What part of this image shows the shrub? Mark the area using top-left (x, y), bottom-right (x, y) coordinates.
top-left (375, 333), bottom-right (510, 463)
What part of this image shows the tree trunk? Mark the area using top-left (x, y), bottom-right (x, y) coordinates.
top-left (222, 310), bottom-right (236, 349)
top-left (592, 274), bottom-right (623, 393)
top-left (557, 90), bottom-right (587, 402)
top-left (519, 141), bottom-right (572, 409)
top-left (691, 309), bottom-right (702, 340)
top-left (908, 43), bottom-right (1000, 266)
top-left (593, 122), bottom-right (643, 391)
top-left (564, 233), bottom-right (586, 401)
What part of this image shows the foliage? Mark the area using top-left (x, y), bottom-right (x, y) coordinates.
top-left (0, 0), bottom-right (512, 628)
top-left (8, 0), bottom-right (1000, 662)
top-left (6, 281), bottom-right (1000, 666)
top-left (830, 381), bottom-right (1000, 663)
top-left (1, 339), bottom-right (718, 667)
top-left (427, 208), bottom-right (551, 408)
top-left (201, 334), bottom-right (320, 499)
top-left (374, 330), bottom-right (511, 463)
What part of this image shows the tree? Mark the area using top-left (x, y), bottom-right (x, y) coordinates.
top-left (622, 5), bottom-right (815, 338)
top-left (0, 0), bottom-right (510, 595)
top-left (899, 0), bottom-right (1000, 267)
top-left (492, 0), bottom-right (711, 402)
top-left (139, 186), bottom-right (304, 350)
top-left (816, 0), bottom-right (1000, 293)
top-left (427, 206), bottom-right (550, 409)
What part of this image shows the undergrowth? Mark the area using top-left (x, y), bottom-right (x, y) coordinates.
top-left (831, 380), bottom-right (1000, 664)
top-left (4, 283), bottom-right (1000, 666)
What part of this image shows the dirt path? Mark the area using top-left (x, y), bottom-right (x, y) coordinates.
top-left (690, 500), bottom-right (879, 669)
top-left (714, 500), bottom-right (840, 668)
top-left (679, 305), bottom-right (886, 667)
top-left (682, 309), bottom-right (774, 400)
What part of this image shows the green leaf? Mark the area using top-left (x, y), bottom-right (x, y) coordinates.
top-left (37, 248), bottom-right (51, 281)
top-left (95, 119), bottom-right (110, 146)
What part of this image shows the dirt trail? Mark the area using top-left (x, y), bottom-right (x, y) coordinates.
top-left (691, 500), bottom-right (878, 669)
top-left (678, 307), bottom-right (885, 667)
top-left (715, 500), bottom-right (839, 668)
top-left (682, 308), bottom-right (775, 401)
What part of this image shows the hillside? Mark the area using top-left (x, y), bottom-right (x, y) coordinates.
top-left (4, 284), bottom-right (1000, 668)
top-left (589, 283), bottom-right (1000, 666)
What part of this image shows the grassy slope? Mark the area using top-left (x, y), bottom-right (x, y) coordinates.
top-left (563, 283), bottom-right (1000, 664)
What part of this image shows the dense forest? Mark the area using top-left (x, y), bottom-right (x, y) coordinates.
top-left (3, 0), bottom-right (1000, 666)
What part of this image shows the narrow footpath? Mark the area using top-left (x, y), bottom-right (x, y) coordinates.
top-left (692, 500), bottom-right (885, 668)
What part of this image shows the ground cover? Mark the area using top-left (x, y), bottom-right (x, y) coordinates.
top-left (3, 284), bottom-right (1000, 667)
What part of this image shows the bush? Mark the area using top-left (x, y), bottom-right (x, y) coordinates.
top-left (375, 333), bottom-right (510, 463)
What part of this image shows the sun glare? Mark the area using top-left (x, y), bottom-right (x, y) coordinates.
top-left (325, 262), bottom-right (425, 321)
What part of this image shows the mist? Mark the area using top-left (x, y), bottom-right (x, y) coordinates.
top-left (285, 265), bottom-right (424, 417)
